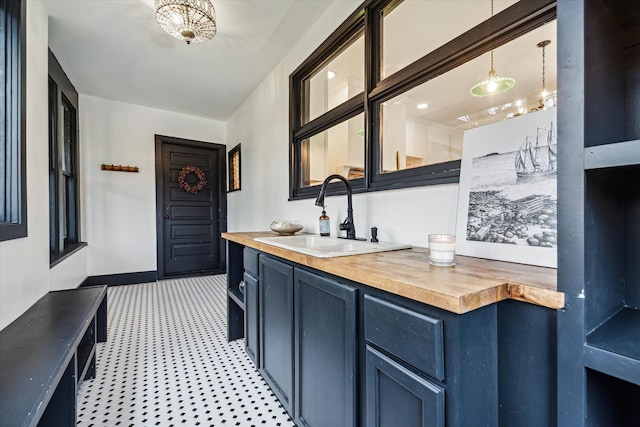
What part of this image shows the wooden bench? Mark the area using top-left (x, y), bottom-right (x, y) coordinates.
top-left (0, 286), bottom-right (107, 427)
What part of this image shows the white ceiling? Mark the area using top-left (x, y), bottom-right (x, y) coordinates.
top-left (42, 0), bottom-right (334, 121)
top-left (42, 0), bottom-right (557, 128)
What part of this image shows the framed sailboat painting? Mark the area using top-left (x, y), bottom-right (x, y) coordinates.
top-left (455, 107), bottom-right (557, 268)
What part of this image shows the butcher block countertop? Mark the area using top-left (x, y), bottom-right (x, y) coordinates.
top-left (222, 231), bottom-right (563, 314)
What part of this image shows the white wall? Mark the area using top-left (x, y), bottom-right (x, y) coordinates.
top-left (226, 0), bottom-right (459, 247)
top-left (1, 15), bottom-right (228, 328)
top-left (80, 96), bottom-right (226, 276)
top-left (49, 249), bottom-right (88, 291)
top-left (0, 0), bottom-right (54, 329)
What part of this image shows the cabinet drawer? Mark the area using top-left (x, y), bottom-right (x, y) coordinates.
top-left (244, 248), bottom-right (259, 276)
top-left (364, 295), bottom-right (444, 381)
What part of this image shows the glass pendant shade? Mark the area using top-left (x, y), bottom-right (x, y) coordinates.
top-left (470, 0), bottom-right (515, 97)
top-left (470, 67), bottom-right (516, 97)
top-left (155, 0), bottom-right (217, 44)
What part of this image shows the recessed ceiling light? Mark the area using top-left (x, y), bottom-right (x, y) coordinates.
top-left (417, 103), bottom-right (428, 109)
top-left (327, 71), bottom-right (336, 79)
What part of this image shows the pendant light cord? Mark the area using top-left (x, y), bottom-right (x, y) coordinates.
top-left (489, 0), bottom-right (495, 72)
top-left (542, 44), bottom-right (546, 89)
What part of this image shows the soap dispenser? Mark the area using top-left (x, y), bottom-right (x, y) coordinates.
top-left (319, 207), bottom-right (330, 236)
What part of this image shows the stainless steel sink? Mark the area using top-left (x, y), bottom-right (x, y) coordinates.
top-left (254, 235), bottom-right (411, 258)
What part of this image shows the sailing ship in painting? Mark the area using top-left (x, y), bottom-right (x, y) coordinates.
top-left (514, 122), bottom-right (557, 180)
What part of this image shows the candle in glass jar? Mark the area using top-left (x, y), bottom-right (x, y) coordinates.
top-left (428, 234), bottom-right (456, 266)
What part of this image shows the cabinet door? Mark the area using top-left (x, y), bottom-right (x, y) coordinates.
top-left (366, 346), bottom-right (444, 427)
top-left (243, 272), bottom-right (259, 367)
top-left (259, 255), bottom-right (294, 416)
top-left (294, 268), bottom-right (357, 427)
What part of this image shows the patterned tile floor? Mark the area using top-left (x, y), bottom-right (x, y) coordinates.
top-left (77, 275), bottom-right (295, 427)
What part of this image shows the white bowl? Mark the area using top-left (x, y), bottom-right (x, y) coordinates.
top-left (270, 220), bottom-right (303, 235)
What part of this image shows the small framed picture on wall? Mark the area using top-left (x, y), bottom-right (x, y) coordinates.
top-left (228, 143), bottom-right (241, 192)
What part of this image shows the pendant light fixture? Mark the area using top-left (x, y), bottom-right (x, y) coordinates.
top-left (470, 0), bottom-right (516, 97)
top-left (155, 0), bottom-right (217, 45)
top-left (537, 40), bottom-right (552, 105)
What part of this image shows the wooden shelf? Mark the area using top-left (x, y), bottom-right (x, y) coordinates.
top-left (584, 140), bottom-right (640, 170)
top-left (585, 307), bottom-right (640, 386)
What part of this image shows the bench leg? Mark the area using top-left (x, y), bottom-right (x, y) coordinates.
top-left (85, 351), bottom-right (97, 380)
top-left (38, 356), bottom-right (76, 426)
top-left (97, 293), bottom-right (108, 343)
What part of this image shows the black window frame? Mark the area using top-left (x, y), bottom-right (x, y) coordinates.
top-left (289, 0), bottom-right (556, 200)
top-left (228, 143), bottom-right (242, 192)
top-left (0, 0), bottom-right (27, 242)
top-left (49, 49), bottom-right (83, 266)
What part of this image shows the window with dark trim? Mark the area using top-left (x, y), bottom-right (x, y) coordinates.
top-left (0, 0), bottom-right (27, 242)
top-left (289, 0), bottom-right (556, 200)
top-left (49, 49), bottom-right (82, 264)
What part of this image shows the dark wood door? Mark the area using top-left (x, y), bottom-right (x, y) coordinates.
top-left (156, 136), bottom-right (226, 278)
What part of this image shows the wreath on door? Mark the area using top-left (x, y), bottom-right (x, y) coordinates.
top-left (177, 165), bottom-right (207, 194)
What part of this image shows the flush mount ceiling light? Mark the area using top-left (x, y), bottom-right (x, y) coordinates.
top-left (155, 0), bottom-right (217, 44)
top-left (470, 0), bottom-right (515, 97)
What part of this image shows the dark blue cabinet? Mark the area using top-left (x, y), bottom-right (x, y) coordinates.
top-left (239, 250), bottom-right (555, 426)
top-left (365, 346), bottom-right (444, 427)
top-left (294, 268), bottom-right (357, 427)
top-left (259, 255), bottom-right (294, 415)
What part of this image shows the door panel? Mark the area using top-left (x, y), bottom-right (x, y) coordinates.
top-left (169, 187), bottom-right (212, 202)
top-left (171, 242), bottom-right (214, 258)
top-left (170, 224), bottom-right (214, 239)
top-left (157, 137), bottom-right (225, 278)
top-left (294, 268), bottom-right (357, 427)
top-left (259, 255), bottom-right (294, 416)
top-left (366, 346), bottom-right (445, 427)
top-left (170, 206), bottom-right (213, 220)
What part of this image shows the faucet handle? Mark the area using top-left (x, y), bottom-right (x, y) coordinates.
top-left (339, 218), bottom-right (350, 230)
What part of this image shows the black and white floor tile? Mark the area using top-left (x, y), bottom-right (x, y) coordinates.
top-left (77, 275), bottom-right (295, 427)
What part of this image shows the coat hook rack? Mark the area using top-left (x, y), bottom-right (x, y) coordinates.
top-left (101, 164), bottom-right (139, 173)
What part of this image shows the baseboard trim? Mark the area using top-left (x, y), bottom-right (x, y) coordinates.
top-left (80, 271), bottom-right (157, 287)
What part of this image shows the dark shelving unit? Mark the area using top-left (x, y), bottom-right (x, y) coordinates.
top-left (228, 286), bottom-right (245, 310)
top-left (558, 0), bottom-right (640, 424)
top-left (584, 140), bottom-right (640, 170)
top-left (586, 369), bottom-right (640, 426)
top-left (226, 241), bottom-right (245, 340)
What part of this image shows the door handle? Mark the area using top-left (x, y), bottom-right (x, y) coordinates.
top-left (164, 206), bottom-right (171, 220)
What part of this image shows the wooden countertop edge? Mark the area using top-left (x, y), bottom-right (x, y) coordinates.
top-left (222, 232), bottom-right (564, 314)
top-left (507, 283), bottom-right (565, 309)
